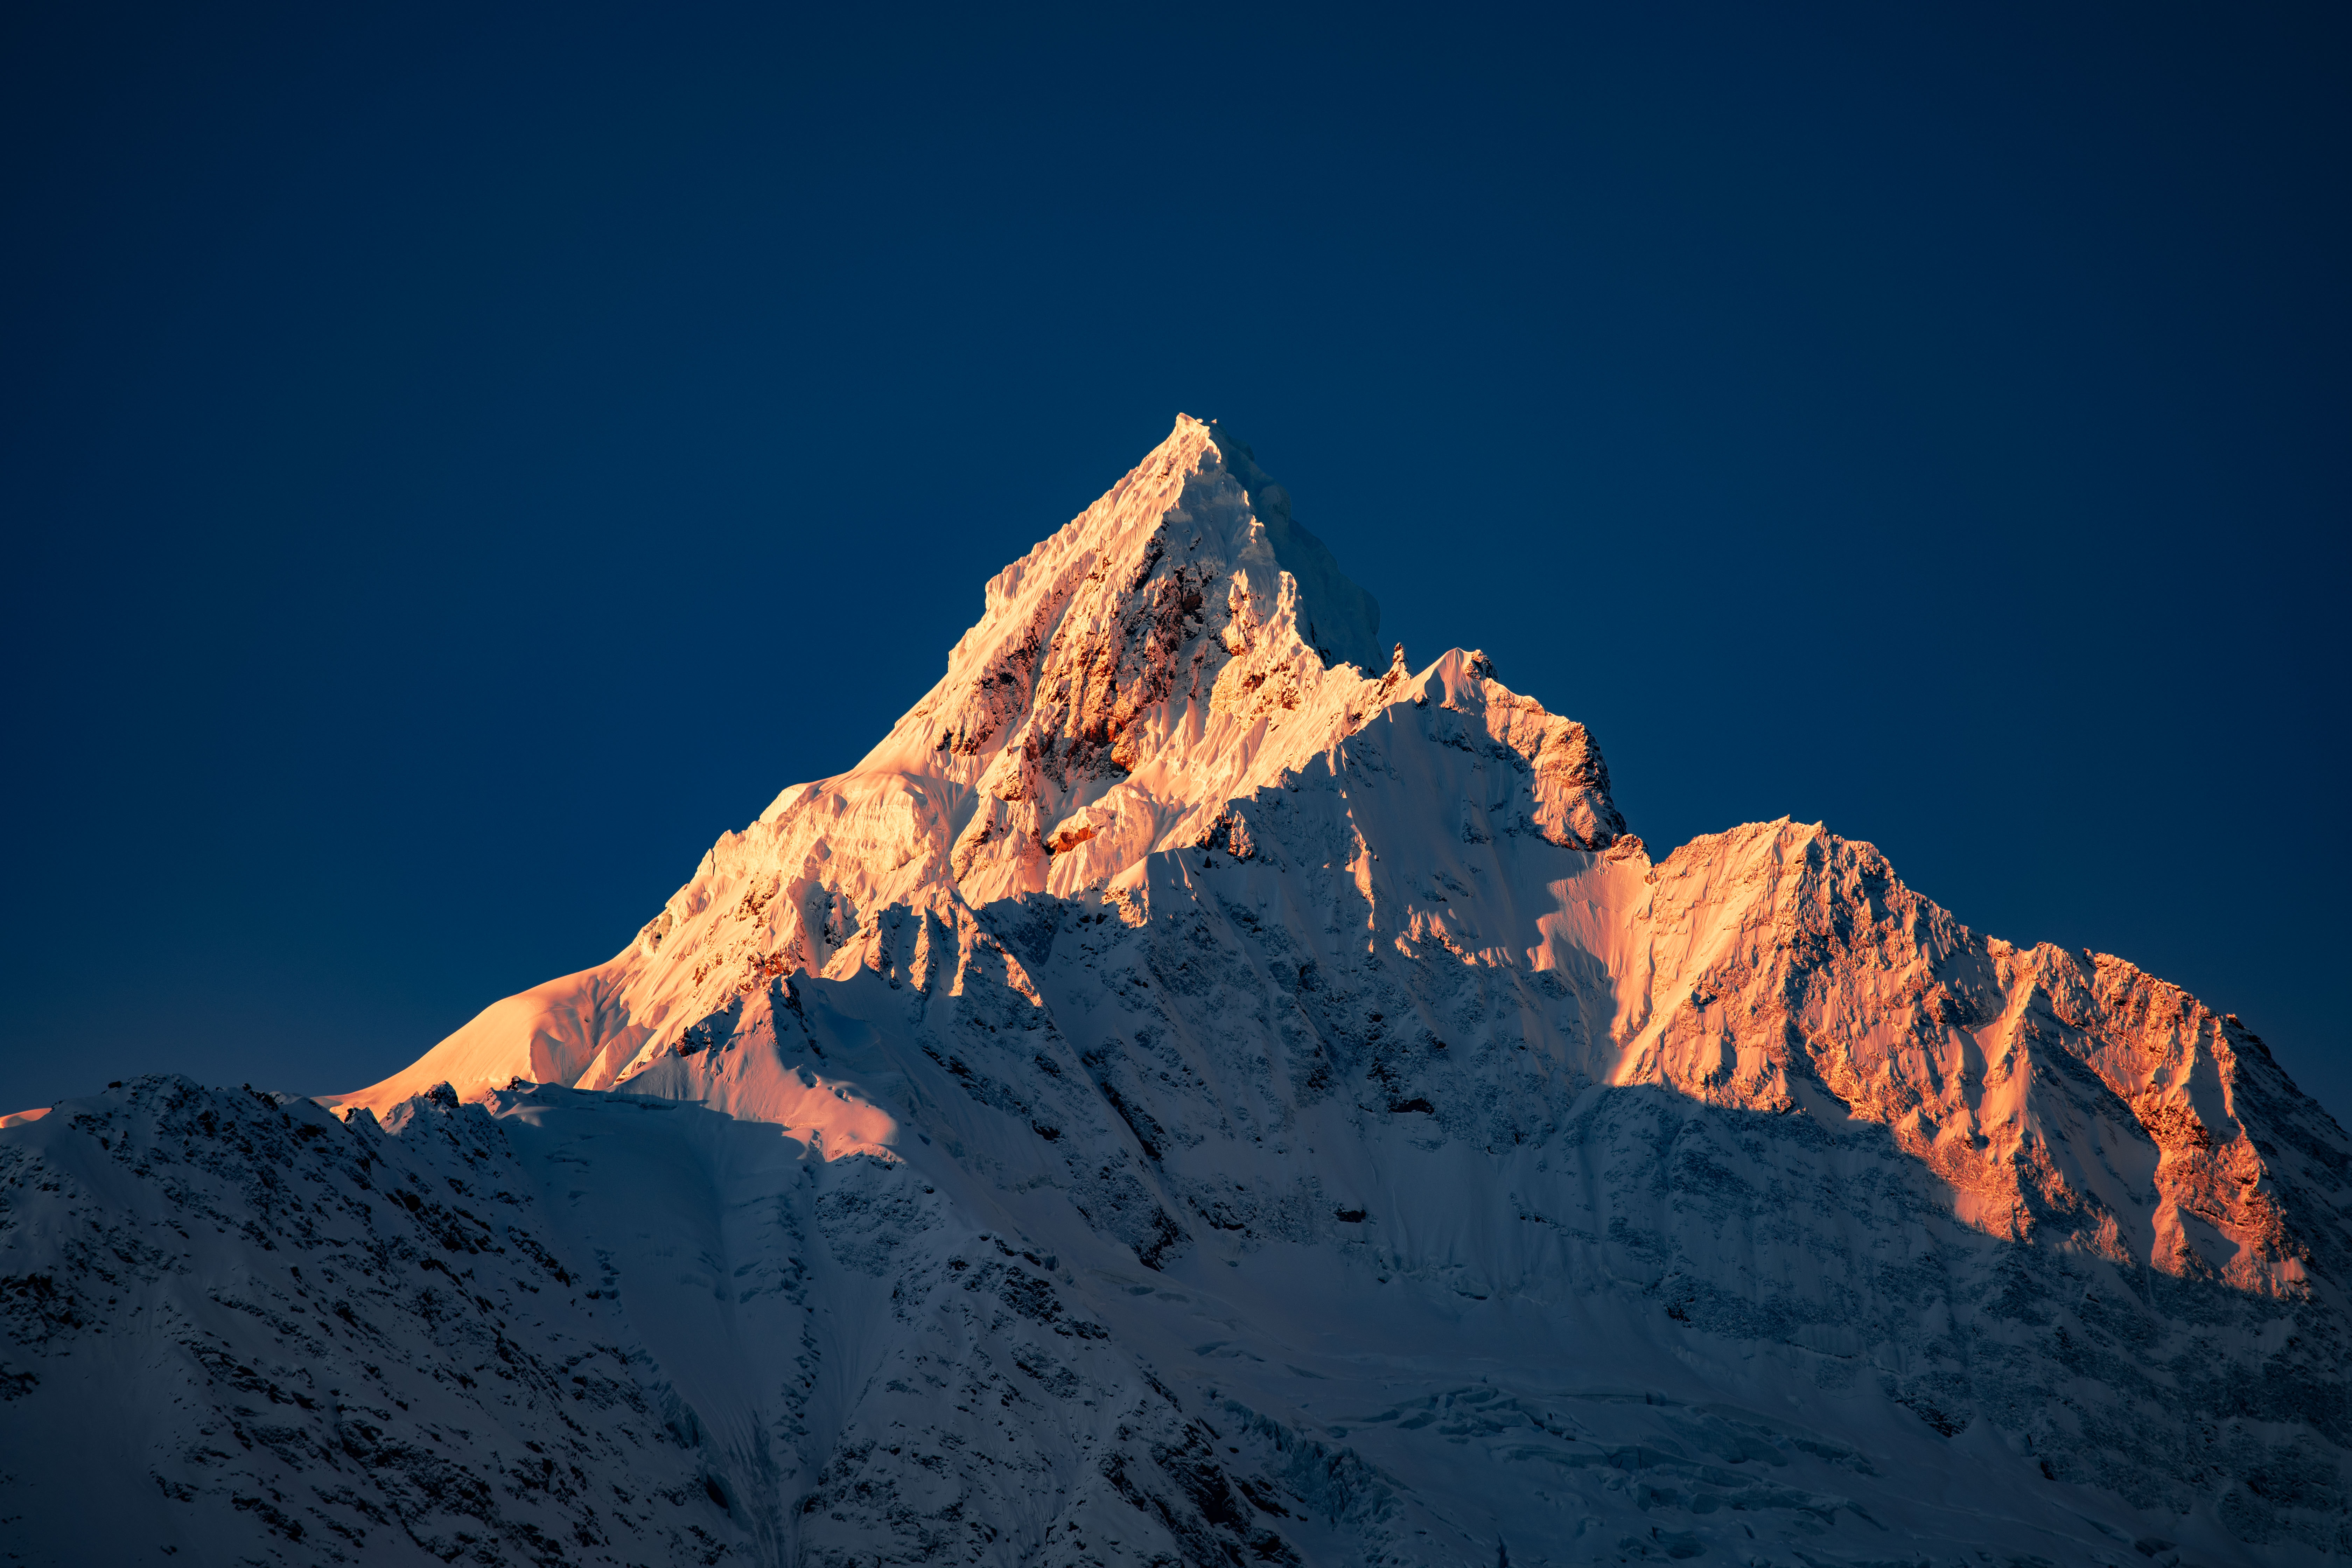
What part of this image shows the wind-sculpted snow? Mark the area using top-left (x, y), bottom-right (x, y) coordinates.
top-left (6, 416), bottom-right (2350, 1565)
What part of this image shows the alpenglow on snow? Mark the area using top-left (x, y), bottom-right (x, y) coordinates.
top-left (3, 415), bottom-right (2348, 1567)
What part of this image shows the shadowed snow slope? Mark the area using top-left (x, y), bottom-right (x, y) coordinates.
top-left (4, 416), bottom-right (2349, 1567)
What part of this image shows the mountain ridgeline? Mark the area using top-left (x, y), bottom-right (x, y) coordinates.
top-left (4, 416), bottom-right (2348, 1567)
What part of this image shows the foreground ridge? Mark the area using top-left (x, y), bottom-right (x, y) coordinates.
top-left (3, 416), bottom-right (2347, 1566)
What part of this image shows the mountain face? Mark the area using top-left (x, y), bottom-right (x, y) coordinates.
top-left (4, 418), bottom-right (2349, 1568)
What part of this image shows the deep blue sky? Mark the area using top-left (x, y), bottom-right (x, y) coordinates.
top-left (5, 5), bottom-right (2347, 1121)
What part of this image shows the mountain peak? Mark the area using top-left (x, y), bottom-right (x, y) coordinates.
top-left (331, 419), bottom-right (1622, 1112)
top-left (842, 412), bottom-right (1413, 903)
top-left (954, 412), bottom-right (1378, 680)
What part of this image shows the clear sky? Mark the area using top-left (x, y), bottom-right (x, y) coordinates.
top-left (5, 5), bottom-right (2347, 1121)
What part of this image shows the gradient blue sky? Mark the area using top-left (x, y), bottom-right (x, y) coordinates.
top-left (5, 5), bottom-right (2348, 1120)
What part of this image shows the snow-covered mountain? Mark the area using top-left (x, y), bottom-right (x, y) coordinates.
top-left (5, 416), bottom-right (2348, 1567)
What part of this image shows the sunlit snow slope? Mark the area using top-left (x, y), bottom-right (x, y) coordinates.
top-left (5, 416), bottom-right (2349, 1568)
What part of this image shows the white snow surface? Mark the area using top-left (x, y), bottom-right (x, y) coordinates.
top-left (4, 415), bottom-right (2350, 1567)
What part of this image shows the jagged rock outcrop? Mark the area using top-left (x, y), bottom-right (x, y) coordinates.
top-left (4, 416), bottom-right (2347, 1566)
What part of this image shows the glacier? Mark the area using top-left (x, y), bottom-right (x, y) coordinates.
top-left (2, 415), bottom-right (2347, 1567)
